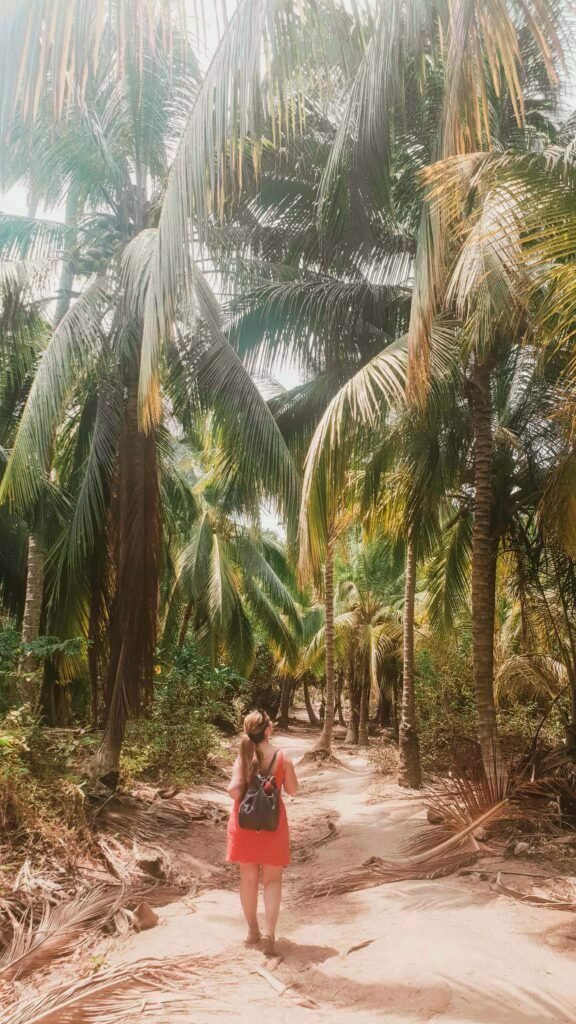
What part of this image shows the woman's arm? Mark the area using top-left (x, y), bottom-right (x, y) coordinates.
top-left (227, 756), bottom-right (245, 801)
top-left (282, 755), bottom-right (299, 796)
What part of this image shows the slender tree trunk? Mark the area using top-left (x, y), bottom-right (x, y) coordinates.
top-left (390, 678), bottom-right (400, 740)
top-left (398, 535), bottom-right (422, 788)
top-left (315, 536), bottom-right (335, 752)
top-left (19, 536), bottom-right (45, 684)
top-left (277, 676), bottom-right (292, 729)
top-left (358, 676), bottom-right (370, 746)
top-left (471, 360), bottom-right (500, 774)
top-left (336, 671), bottom-right (346, 727)
top-left (93, 647), bottom-right (129, 787)
top-left (345, 665), bottom-right (360, 744)
top-left (375, 688), bottom-right (393, 728)
top-left (178, 602), bottom-right (193, 647)
top-left (302, 673), bottom-right (319, 727)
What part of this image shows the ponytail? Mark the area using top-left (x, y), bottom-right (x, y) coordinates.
top-left (239, 734), bottom-right (259, 789)
top-left (239, 709), bottom-right (270, 787)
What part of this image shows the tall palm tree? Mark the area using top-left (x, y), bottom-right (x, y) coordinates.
top-left (0, 16), bottom-right (296, 779)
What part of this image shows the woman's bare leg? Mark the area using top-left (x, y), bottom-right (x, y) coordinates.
top-left (239, 863), bottom-right (260, 941)
top-left (261, 864), bottom-right (283, 952)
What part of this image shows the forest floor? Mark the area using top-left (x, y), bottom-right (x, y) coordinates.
top-left (86, 721), bottom-right (576, 1024)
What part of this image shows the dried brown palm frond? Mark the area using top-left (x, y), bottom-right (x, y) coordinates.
top-left (297, 750), bottom-right (521, 901)
top-left (0, 885), bottom-right (122, 984)
top-left (295, 844), bottom-right (480, 901)
top-left (2, 953), bottom-right (226, 1024)
top-left (94, 790), bottom-right (227, 846)
top-left (495, 872), bottom-right (576, 912)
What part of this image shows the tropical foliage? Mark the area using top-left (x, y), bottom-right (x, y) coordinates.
top-left (0, 0), bottom-right (575, 805)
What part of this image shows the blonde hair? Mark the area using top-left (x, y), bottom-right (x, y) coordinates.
top-left (239, 709), bottom-right (270, 788)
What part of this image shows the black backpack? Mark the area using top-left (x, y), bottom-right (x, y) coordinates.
top-left (239, 751), bottom-right (279, 832)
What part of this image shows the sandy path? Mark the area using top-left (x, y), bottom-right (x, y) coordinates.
top-left (102, 727), bottom-right (576, 1023)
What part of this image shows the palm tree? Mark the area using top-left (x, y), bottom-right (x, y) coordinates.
top-left (305, 537), bottom-right (403, 746)
top-left (162, 432), bottom-right (302, 675)
top-left (0, 16), bottom-right (296, 780)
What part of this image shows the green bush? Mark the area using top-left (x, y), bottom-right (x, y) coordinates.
top-left (415, 634), bottom-right (565, 771)
top-left (122, 642), bottom-right (247, 784)
top-left (415, 640), bottom-right (478, 770)
top-left (237, 644), bottom-right (282, 718)
top-left (0, 704), bottom-right (91, 855)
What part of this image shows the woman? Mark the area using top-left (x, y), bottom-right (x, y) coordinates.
top-left (226, 709), bottom-right (299, 955)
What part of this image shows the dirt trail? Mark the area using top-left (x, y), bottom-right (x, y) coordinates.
top-left (101, 727), bottom-right (576, 1023)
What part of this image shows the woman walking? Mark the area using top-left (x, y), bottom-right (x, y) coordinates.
top-left (227, 709), bottom-right (299, 955)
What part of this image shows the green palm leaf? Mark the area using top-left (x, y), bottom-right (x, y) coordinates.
top-left (0, 276), bottom-right (108, 512)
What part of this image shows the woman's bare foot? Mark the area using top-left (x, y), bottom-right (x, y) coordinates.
top-left (245, 927), bottom-right (261, 946)
top-left (261, 934), bottom-right (277, 956)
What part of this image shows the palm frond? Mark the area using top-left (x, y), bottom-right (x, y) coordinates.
top-left (0, 277), bottom-right (108, 513)
top-left (3, 952), bottom-right (225, 1024)
top-left (139, 0), bottom-right (335, 428)
top-left (495, 653), bottom-right (568, 705)
top-left (0, 0), bottom-right (191, 134)
top-left (49, 377), bottom-right (123, 588)
top-left (0, 885), bottom-right (121, 983)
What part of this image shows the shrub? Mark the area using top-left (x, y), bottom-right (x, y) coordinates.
top-left (122, 642), bottom-right (247, 784)
top-left (0, 704), bottom-right (91, 863)
top-left (415, 633), bottom-right (565, 771)
top-left (237, 644), bottom-right (282, 718)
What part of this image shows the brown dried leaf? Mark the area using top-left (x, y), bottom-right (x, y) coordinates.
top-left (3, 953), bottom-right (225, 1024)
top-left (0, 885), bottom-right (122, 983)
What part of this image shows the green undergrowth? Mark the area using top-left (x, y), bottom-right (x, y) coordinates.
top-left (415, 638), bottom-right (565, 772)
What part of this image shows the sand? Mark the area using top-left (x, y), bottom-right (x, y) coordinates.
top-left (98, 727), bottom-right (576, 1023)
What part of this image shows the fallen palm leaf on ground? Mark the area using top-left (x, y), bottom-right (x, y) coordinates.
top-left (0, 885), bottom-right (123, 984)
top-left (495, 872), bottom-right (576, 911)
top-left (0, 953), bottom-right (228, 1024)
top-left (0, 879), bottom-right (191, 985)
top-left (295, 753), bottom-right (551, 900)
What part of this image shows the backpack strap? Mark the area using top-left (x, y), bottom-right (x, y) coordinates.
top-left (266, 750), bottom-right (279, 776)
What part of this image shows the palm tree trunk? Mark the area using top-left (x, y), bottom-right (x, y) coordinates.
top-left (471, 359), bottom-right (500, 773)
top-left (93, 646), bottom-right (129, 787)
top-left (345, 664), bottom-right (360, 743)
top-left (336, 671), bottom-right (346, 727)
top-left (178, 601), bottom-right (193, 647)
top-left (277, 676), bottom-right (292, 729)
top-left (315, 536), bottom-right (335, 752)
top-left (398, 534), bottom-right (422, 787)
top-left (94, 373), bottom-right (161, 787)
top-left (358, 676), bottom-right (370, 746)
top-left (19, 536), bottom-right (44, 680)
top-left (375, 687), bottom-right (393, 728)
top-left (302, 673), bottom-right (319, 726)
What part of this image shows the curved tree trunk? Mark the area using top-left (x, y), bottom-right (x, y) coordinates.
top-left (358, 676), bottom-right (370, 746)
top-left (471, 360), bottom-right (500, 775)
top-left (398, 535), bottom-right (422, 788)
top-left (302, 673), bottom-right (319, 727)
top-left (315, 537), bottom-right (335, 752)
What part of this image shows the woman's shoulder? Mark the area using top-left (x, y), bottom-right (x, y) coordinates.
top-left (272, 746), bottom-right (293, 764)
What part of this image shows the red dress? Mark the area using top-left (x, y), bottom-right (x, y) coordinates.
top-left (226, 749), bottom-right (291, 866)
